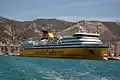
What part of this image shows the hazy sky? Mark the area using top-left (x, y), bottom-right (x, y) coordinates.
top-left (0, 0), bottom-right (120, 21)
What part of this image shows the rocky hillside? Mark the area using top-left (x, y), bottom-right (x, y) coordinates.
top-left (60, 21), bottom-right (120, 40)
top-left (0, 16), bottom-right (120, 42)
top-left (0, 16), bottom-right (74, 41)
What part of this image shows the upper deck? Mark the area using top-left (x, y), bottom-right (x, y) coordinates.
top-left (73, 32), bottom-right (100, 37)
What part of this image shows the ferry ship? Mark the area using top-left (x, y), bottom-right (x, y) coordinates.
top-left (19, 30), bottom-right (108, 59)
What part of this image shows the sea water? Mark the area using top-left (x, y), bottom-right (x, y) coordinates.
top-left (0, 56), bottom-right (120, 80)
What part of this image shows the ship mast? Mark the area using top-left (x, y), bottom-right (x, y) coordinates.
top-left (78, 20), bottom-right (87, 33)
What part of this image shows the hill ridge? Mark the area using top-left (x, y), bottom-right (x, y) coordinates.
top-left (0, 16), bottom-right (120, 43)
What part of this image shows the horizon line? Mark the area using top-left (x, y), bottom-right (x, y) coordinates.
top-left (1, 16), bottom-right (120, 22)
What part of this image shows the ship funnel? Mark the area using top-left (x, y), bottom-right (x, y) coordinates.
top-left (40, 30), bottom-right (55, 39)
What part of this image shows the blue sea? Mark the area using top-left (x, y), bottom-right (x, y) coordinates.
top-left (0, 56), bottom-right (120, 80)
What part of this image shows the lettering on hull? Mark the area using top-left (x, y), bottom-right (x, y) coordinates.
top-left (35, 49), bottom-right (65, 55)
top-left (89, 50), bottom-right (95, 55)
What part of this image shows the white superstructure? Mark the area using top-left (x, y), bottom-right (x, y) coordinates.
top-left (59, 32), bottom-right (102, 45)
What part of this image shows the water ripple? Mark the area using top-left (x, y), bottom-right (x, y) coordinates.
top-left (0, 56), bottom-right (120, 80)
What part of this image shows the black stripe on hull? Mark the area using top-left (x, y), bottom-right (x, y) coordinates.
top-left (23, 45), bottom-right (108, 49)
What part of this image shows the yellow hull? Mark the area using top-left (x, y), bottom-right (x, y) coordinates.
top-left (19, 48), bottom-right (108, 59)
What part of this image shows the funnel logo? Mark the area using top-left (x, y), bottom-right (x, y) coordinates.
top-left (89, 50), bottom-right (95, 55)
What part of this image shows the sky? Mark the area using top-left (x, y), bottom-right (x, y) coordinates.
top-left (0, 0), bottom-right (120, 21)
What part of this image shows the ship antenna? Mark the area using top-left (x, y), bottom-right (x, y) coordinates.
top-left (79, 25), bottom-right (81, 33)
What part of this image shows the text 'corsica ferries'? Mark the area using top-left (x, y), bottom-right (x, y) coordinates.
top-left (19, 30), bottom-right (109, 59)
